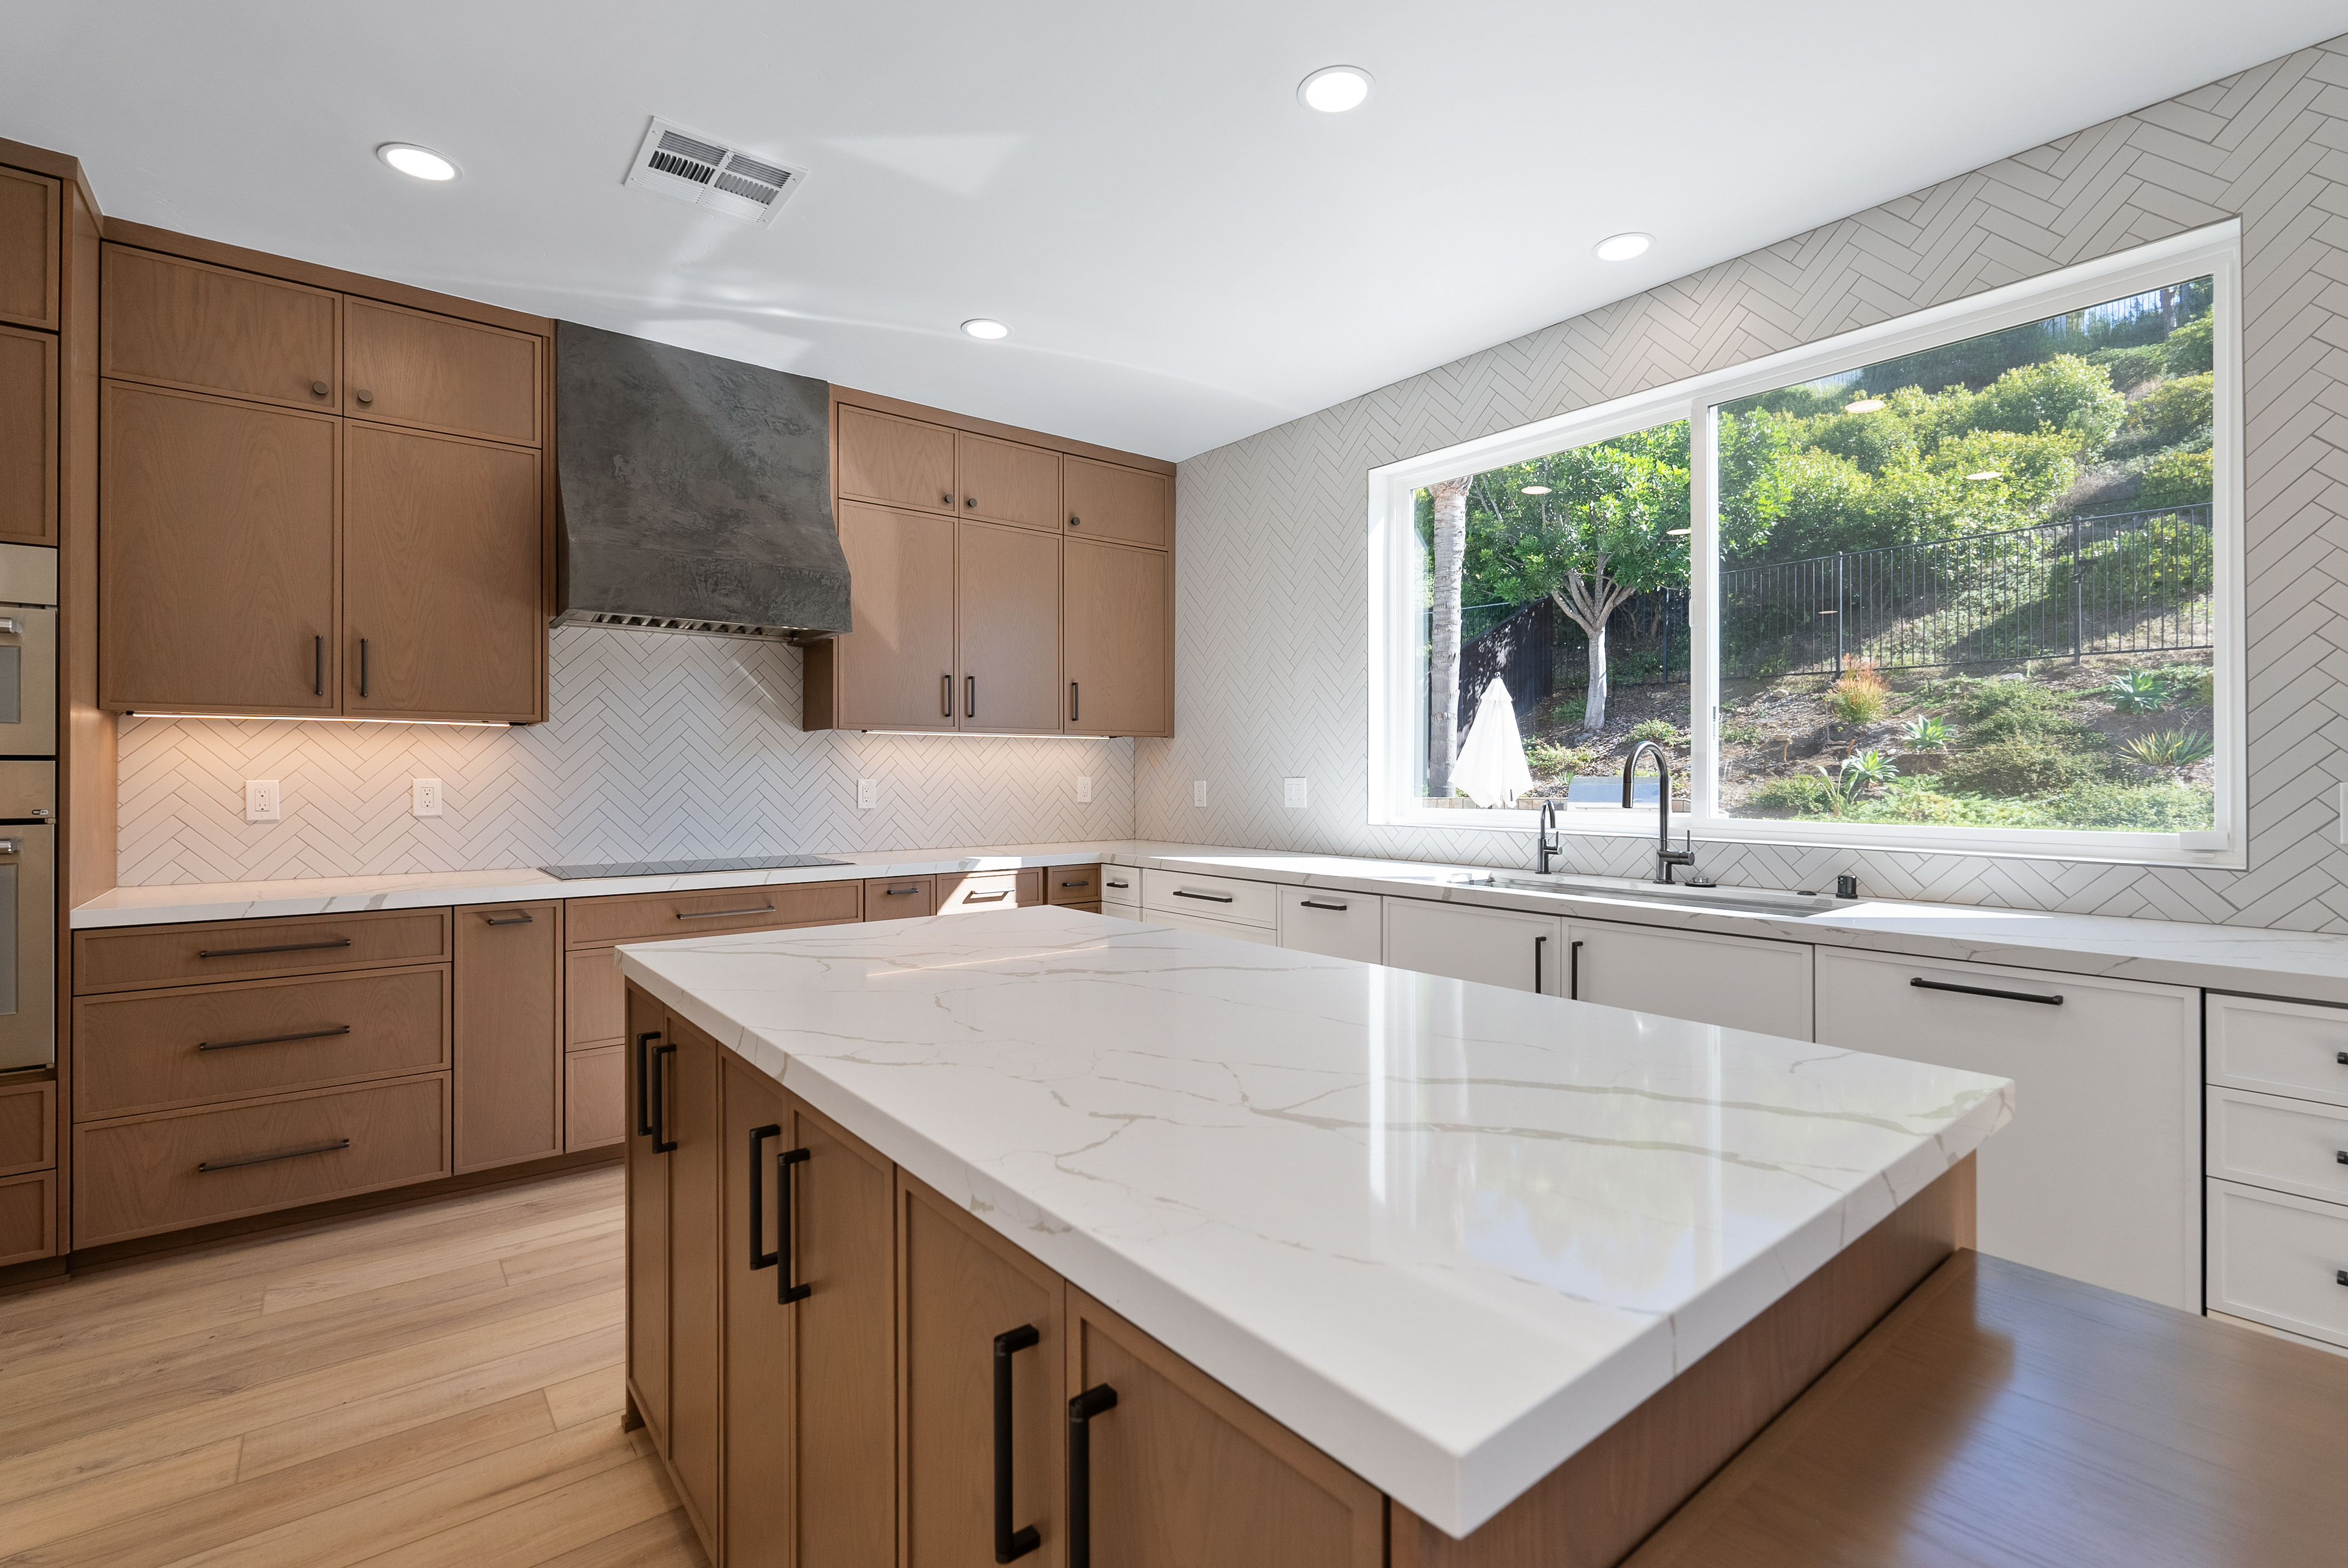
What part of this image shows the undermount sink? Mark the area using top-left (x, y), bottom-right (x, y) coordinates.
top-left (1469, 873), bottom-right (1843, 918)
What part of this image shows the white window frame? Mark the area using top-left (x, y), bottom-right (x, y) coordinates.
top-left (1367, 220), bottom-right (2246, 869)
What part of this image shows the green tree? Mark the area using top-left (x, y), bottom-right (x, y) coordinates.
top-left (1424, 476), bottom-right (1472, 796)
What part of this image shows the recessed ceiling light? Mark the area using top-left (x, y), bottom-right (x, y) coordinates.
top-left (961, 319), bottom-right (1010, 340)
top-left (1298, 65), bottom-right (1373, 113)
top-left (377, 143), bottom-right (458, 182)
top-left (1520, 484), bottom-right (1551, 495)
top-left (1593, 232), bottom-right (1651, 262)
top-left (1844, 397), bottom-right (1886, 414)
top-left (1966, 470), bottom-right (2002, 481)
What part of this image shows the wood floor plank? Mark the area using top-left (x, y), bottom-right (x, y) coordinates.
top-left (527, 1507), bottom-right (709, 1568)
top-left (346, 1449), bottom-right (683, 1568)
top-left (260, 1207), bottom-right (619, 1316)
top-left (0, 1439), bottom-right (244, 1557)
top-left (543, 1363), bottom-right (628, 1431)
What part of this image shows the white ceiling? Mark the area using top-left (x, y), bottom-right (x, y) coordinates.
top-left (4, 2), bottom-right (2340, 460)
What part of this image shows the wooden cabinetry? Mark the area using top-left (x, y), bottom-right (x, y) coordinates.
top-left (865, 875), bottom-right (936, 920)
top-left (631, 1003), bottom-right (725, 1542)
top-left (956, 431), bottom-right (1061, 531)
top-left (1563, 919), bottom-right (1812, 1039)
top-left (812, 502), bottom-right (957, 732)
top-left (0, 166), bottom-right (60, 331)
top-left (102, 247), bottom-right (340, 410)
top-left (625, 989), bottom-right (671, 1452)
top-left (957, 521), bottom-right (1062, 733)
top-left (0, 323), bottom-right (56, 543)
top-left (1063, 538), bottom-right (1168, 736)
top-left (342, 297), bottom-right (540, 445)
top-left (0, 1074), bottom-right (55, 1266)
top-left (453, 902), bottom-right (562, 1173)
top-left (98, 381), bottom-right (338, 715)
top-left (835, 404), bottom-right (955, 515)
top-left (1063, 456), bottom-right (1167, 549)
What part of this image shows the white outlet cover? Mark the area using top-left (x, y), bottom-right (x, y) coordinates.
top-left (411, 777), bottom-right (444, 818)
top-left (1193, 780), bottom-right (1207, 807)
top-left (244, 778), bottom-right (280, 823)
top-left (1076, 775), bottom-right (1093, 803)
top-left (857, 778), bottom-right (878, 809)
top-left (1283, 777), bottom-right (1307, 808)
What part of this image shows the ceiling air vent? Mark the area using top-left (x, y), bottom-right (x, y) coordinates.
top-left (625, 116), bottom-right (806, 226)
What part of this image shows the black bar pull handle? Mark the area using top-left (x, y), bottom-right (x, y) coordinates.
top-left (1300, 899), bottom-right (1348, 911)
top-left (482, 910), bottom-right (534, 926)
top-left (943, 673), bottom-right (952, 719)
top-left (1909, 977), bottom-right (2063, 1006)
top-left (677, 902), bottom-right (776, 920)
top-left (1170, 889), bottom-right (1233, 903)
top-left (198, 937), bottom-right (352, 959)
top-left (1067, 1383), bottom-right (1118, 1568)
top-left (198, 1024), bottom-right (351, 1052)
top-left (635, 1031), bottom-right (661, 1138)
top-left (967, 674), bottom-right (976, 719)
top-left (651, 1043), bottom-right (678, 1153)
top-left (1070, 681), bottom-right (1079, 723)
top-left (776, 1146), bottom-right (811, 1303)
top-left (198, 1137), bottom-right (350, 1173)
top-left (993, 1324), bottom-right (1042, 1562)
top-left (748, 1123), bottom-right (781, 1271)
top-left (1569, 940), bottom-right (1583, 999)
top-left (313, 634), bottom-right (323, 697)
top-left (358, 637), bottom-right (369, 698)
top-left (1534, 933), bottom-right (1546, 993)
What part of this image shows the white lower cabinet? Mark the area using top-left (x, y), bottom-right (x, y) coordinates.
top-left (1382, 899), bottom-right (1565, 994)
top-left (1814, 948), bottom-right (2200, 1309)
top-left (1565, 918), bottom-right (1812, 1039)
top-left (1278, 887), bottom-right (1383, 963)
top-left (1099, 866), bottom-right (1140, 911)
top-left (2206, 1178), bottom-right (2348, 1349)
top-left (2205, 1086), bottom-right (2348, 1207)
top-left (1151, 906), bottom-right (1280, 946)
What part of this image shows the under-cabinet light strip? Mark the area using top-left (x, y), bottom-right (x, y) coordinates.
top-left (125, 712), bottom-right (514, 728)
top-left (863, 730), bottom-right (1107, 740)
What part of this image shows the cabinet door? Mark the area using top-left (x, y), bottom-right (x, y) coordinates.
top-left (1067, 1288), bottom-right (1382, 1568)
top-left (565, 1043), bottom-right (626, 1151)
top-left (626, 988), bottom-right (671, 1453)
top-left (343, 298), bottom-right (540, 445)
top-left (723, 1054), bottom-right (795, 1565)
top-left (1565, 919), bottom-right (1812, 1039)
top-left (566, 947), bottom-right (624, 1050)
top-left (1277, 888), bottom-right (1383, 963)
top-left (100, 382), bottom-right (338, 714)
top-left (957, 521), bottom-right (1061, 733)
top-left (1814, 948), bottom-right (2198, 1309)
top-left (0, 323), bottom-right (57, 543)
top-left (837, 404), bottom-right (954, 515)
top-left (956, 431), bottom-right (1060, 532)
top-left (1383, 899), bottom-right (1564, 994)
top-left (0, 167), bottom-right (61, 331)
top-left (1063, 538), bottom-right (1167, 736)
top-left (453, 902), bottom-right (562, 1172)
top-left (1063, 456), bottom-right (1166, 549)
top-left (342, 423), bottom-right (543, 722)
top-left (102, 246), bottom-right (340, 410)
top-left (827, 501), bottom-right (957, 730)
top-left (667, 1012), bottom-right (725, 1549)
top-left (900, 1172), bottom-right (1066, 1567)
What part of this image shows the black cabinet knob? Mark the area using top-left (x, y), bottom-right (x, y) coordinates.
top-left (355, 389), bottom-right (374, 404)
top-left (310, 380), bottom-right (329, 396)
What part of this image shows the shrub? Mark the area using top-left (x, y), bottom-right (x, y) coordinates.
top-left (1749, 774), bottom-right (1840, 816)
top-left (2089, 343), bottom-right (2167, 389)
top-left (1824, 659), bottom-right (1891, 725)
top-left (1940, 738), bottom-right (2102, 796)
top-left (1720, 719), bottom-right (1768, 747)
top-left (2101, 669), bottom-right (2175, 714)
top-left (1953, 678), bottom-right (2079, 742)
top-left (1526, 741), bottom-right (1594, 777)
top-left (2161, 666), bottom-right (2214, 708)
top-left (1547, 694), bottom-right (1586, 728)
top-left (2165, 313), bottom-right (2214, 376)
top-left (1626, 719), bottom-right (1684, 746)
top-left (1901, 714), bottom-right (1948, 750)
top-left (2123, 373), bottom-right (2213, 447)
top-left (2138, 446), bottom-right (2213, 509)
top-left (2120, 730), bottom-right (2214, 767)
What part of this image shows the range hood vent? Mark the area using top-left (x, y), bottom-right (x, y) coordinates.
top-left (626, 117), bottom-right (805, 226)
top-left (554, 322), bottom-right (849, 642)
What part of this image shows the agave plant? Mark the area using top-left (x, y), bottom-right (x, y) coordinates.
top-left (2102, 669), bottom-right (2175, 715)
top-left (1814, 749), bottom-right (1900, 813)
top-left (1901, 715), bottom-right (1948, 750)
top-left (2120, 730), bottom-right (2214, 767)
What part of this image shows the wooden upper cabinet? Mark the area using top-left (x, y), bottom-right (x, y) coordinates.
top-left (99, 383), bottom-right (338, 715)
top-left (102, 246), bottom-right (339, 411)
top-left (1064, 456), bottom-right (1168, 549)
top-left (957, 522), bottom-right (1062, 734)
top-left (837, 404), bottom-right (955, 515)
top-left (0, 167), bottom-right (60, 331)
top-left (342, 424), bottom-right (543, 722)
top-left (0, 324), bottom-right (57, 543)
top-left (816, 501), bottom-right (957, 731)
top-left (955, 431), bottom-right (1060, 532)
top-left (1064, 538), bottom-right (1169, 737)
top-left (343, 298), bottom-right (540, 446)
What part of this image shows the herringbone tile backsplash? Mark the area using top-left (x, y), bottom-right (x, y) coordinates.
top-left (120, 627), bottom-right (1134, 884)
top-left (1140, 35), bottom-right (2348, 931)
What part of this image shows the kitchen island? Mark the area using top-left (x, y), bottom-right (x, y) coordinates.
top-left (617, 905), bottom-right (2011, 1566)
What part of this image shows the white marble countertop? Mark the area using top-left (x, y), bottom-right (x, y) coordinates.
top-left (76, 837), bottom-right (2348, 1004)
top-left (617, 906), bottom-right (2012, 1536)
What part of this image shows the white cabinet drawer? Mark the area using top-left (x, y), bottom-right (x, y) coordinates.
top-left (2207, 1087), bottom-right (2348, 1205)
top-left (1150, 906), bottom-right (1279, 947)
top-left (1142, 868), bottom-right (1275, 929)
top-left (1814, 947), bottom-right (2199, 1309)
top-left (2207, 992), bottom-right (2348, 1110)
top-left (1099, 866), bottom-right (1140, 909)
top-left (1278, 888), bottom-right (1383, 963)
top-left (1383, 899), bottom-right (1564, 995)
top-left (1565, 919), bottom-right (1811, 1040)
top-left (2206, 1178), bottom-right (2348, 1350)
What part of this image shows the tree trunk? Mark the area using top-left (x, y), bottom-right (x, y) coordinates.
top-left (1427, 477), bottom-right (1471, 798)
top-left (1583, 614), bottom-right (1612, 733)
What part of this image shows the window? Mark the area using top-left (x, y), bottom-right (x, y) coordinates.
top-left (1369, 223), bottom-right (2242, 866)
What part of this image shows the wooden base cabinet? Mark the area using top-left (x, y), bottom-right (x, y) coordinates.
top-left (453, 902), bottom-right (562, 1172)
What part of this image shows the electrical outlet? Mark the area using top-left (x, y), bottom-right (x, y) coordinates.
top-left (411, 778), bottom-right (444, 818)
top-left (244, 779), bottom-right (280, 823)
top-left (1076, 775), bottom-right (1093, 803)
top-left (1193, 780), bottom-right (1207, 807)
top-left (1283, 777), bottom-right (1307, 808)
top-left (857, 778), bottom-right (878, 810)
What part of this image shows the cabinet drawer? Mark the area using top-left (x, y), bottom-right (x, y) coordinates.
top-left (2207, 1087), bottom-right (2348, 1205)
top-left (1152, 907), bottom-right (1280, 947)
top-left (343, 297), bottom-right (540, 446)
top-left (74, 909), bottom-right (454, 994)
top-left (864, 875), bottom-right (936, 920)
top-left (937, 869), bottom-right (1042, 915)
top-left (1143, 868), bottom-right (1274, 928)
top-left (0, 1077), bottom-right (54, 1177)
top-left (1278, 888), bottom-right (1383, 963)
top-left (2207, 1178), bottom-right (2348, 1350)
top-left (1046, 864), bottom-right (1103, 905)
top-left (74, 1073), bottom-right (451, 1247)
top-left (74, 967), bottom-right (450, 1120)
top-left (0, 1169), bottom-right (54, 1266)
top-left (1099, 868), bottom-right (1140, 908)
top-left (565, 881), bottom-right (862, 947)
top-left (102, 246), bottom-right (341, 409)
top-left (565, 1044), bottom-right (626, 1152)
top-left (2208, 993), bottom-right (2348, 1110)
top-left (565, 948), bottom-right (624, 1050)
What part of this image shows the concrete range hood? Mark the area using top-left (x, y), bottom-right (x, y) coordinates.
top-left (553, 321), bottom-right (850, 641)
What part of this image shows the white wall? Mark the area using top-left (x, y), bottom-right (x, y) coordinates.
top-left (1140, 37), bottom-right (2348, 930)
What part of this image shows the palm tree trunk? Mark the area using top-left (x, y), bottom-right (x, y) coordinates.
top-left (1427, 477), bottom-right (1471, 798)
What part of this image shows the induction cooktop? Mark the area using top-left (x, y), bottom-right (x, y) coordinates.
top-left (539, 854), bottom-right (852, 880)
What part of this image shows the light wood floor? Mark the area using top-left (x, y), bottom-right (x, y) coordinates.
top-left (0, 1164), bottom-right (705, 1567)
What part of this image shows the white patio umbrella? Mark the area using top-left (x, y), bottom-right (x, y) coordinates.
top-left (1450, 678), bottom-right (1535, 807)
